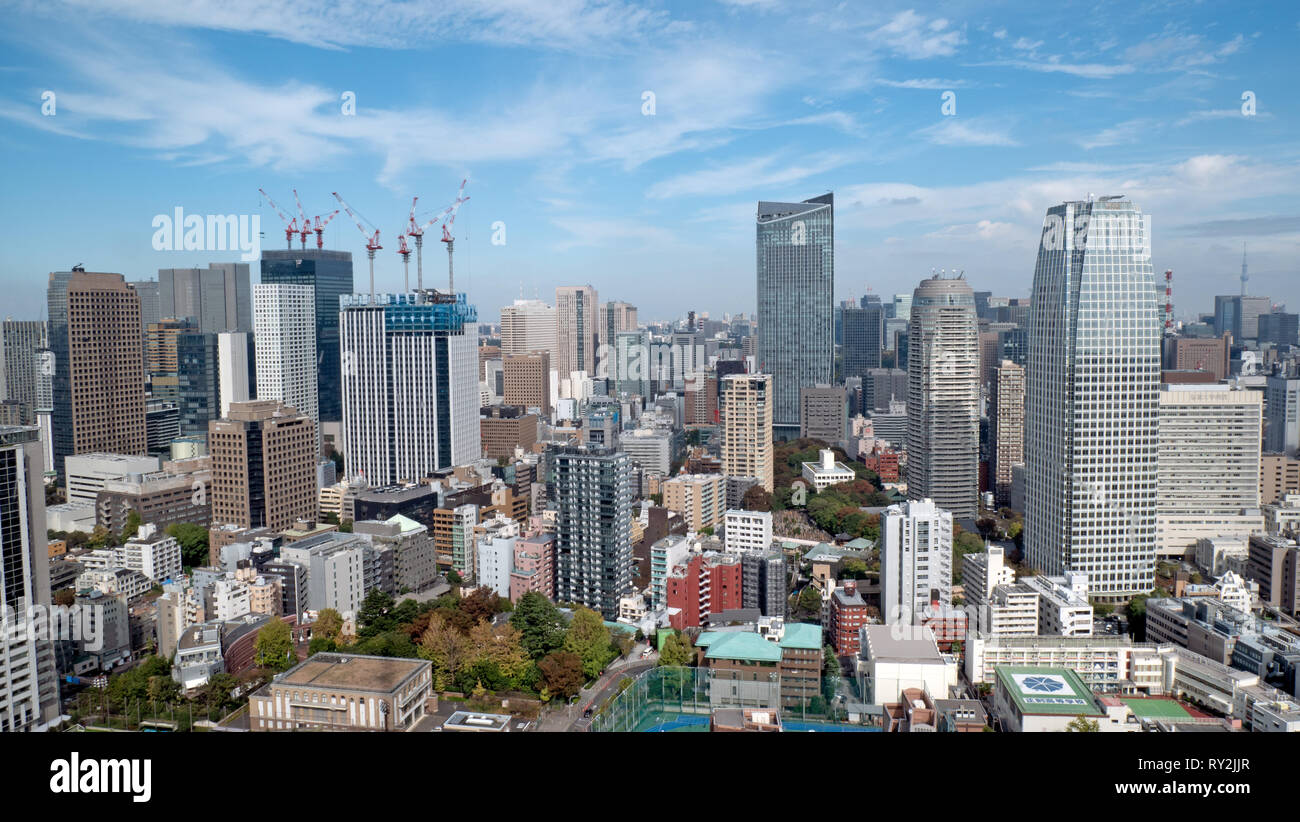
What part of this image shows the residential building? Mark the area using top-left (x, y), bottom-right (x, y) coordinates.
top-left (662, 473), bottom-right (726, 533)
top-left (740, 549), bottom-right (787, 617)
top-left (989, 360), bottom-right (1025, 507)
top-left (694, 619), bottom-right (822, 709)
top-left (829, 580), bottom-right (869, 656)
top-left (1261, 453), bottom-right (1300, 505)
top-left (906, 275), bottom-right (979, 520)
top-left (723, 509), bottom-right (772, 553)
top-left (721, 373), bottom-right (773, 493)
top-left (511, 534), bottom-right (555, 601)
top-left (666, 551), bottom-right (743, 629)
top-left (553, 446), bottom-right (633, 619)
top-left (880, 498), bottom-right (953, 625)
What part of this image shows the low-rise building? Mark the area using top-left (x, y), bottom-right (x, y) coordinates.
top-left (249, 653), bottom-right (433, 731)
top-left (856, 624), bottom-right (958, 706)
top-left (801, 448), bottom-right (856, 492)
top-left (694, 619), bottom-right (822, 710)
top-left (991, 666), bottom-right (1136, 732)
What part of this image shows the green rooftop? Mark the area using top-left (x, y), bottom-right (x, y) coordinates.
top-left (779, 622), bottom-right (823, 650)
top-left (994, 666), bottom-right (1103, 717)
top-left (696, 631), bottom-right (782, 663)
top-left (1120, 698), bottom-right (1193, 720)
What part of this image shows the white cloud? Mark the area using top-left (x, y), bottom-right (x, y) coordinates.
top-left (916, 117), bottom-right (1018, 147)
top-left (646, 152), bottom-right (853, 199)
top-left (870, 10), bottom-right (964, 59)
top-left (1077, 119), bottom-right (1154, 150)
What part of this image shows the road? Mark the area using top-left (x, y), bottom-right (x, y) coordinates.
top-left (537, 646), bottom-right (657, 732)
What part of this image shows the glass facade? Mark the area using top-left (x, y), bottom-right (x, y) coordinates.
top-left (756, 194), bottom-right (833, 432)
top-left (1026, 198), bottom-right (1159, 598)
top-left (260, 250), bottom-right (354, 422)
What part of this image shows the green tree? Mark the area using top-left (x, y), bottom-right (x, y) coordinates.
top-left (798, 586), bottom-right (822, 613)
top-left (338, 518), bottom-right (354, 533)
top-left (538, 651), bottom-right (584, 699)
top-left (509, 592), bottom-right (567, 660)
top-left (447, 569), bottom-right (463, 585)
top-left (166, 522), bottom-right (210, 568)
top-left (563, 607), bottom-right (615, 679)
top-left (122, 510), bottom-right (142, 541)
top-left (658, 632), bottom-right (693, 667)
top-left (357, 589), bottom-right (397, 638)
top-left (255, 619), bottom-right (296, 671)
top-left (1066, 715), bottom-right (1100, 732)
top-left (419, 613), bottom-right (470, 690)
top-left (315, 608), bottom-right (343, 641)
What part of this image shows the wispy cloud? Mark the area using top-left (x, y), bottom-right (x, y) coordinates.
top-left (869, 10), bottom-right (964, 59)
top-left (916, 117), bottom-right (1018, 147)
top-left (646, 151), bottom-right (853, 199)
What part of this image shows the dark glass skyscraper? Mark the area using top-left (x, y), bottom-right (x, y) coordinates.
top-left (175, 331), bottom-right (219, 438)
top-left (756, 194), bottom-right (833, 437)
top-left (552, 445), bottom-right (632, 620)
top-left (842, 298), bottom-right (884, 380)
top-left (260, 249), bottom-right (354, 422)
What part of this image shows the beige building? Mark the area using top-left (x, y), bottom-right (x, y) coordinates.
top-left (721, 373), bottom-right (773, 493)
top-left (480, 407), bottom-right (538, 460)
top-left (663, 473), bottom-right (726, 532)
top-left (990, 360), bottom-right (1025, 507)
top-left (249, 653), bottom-right (433, 731)
top-left (503, 351), bottom-right (551, 411)
top-left (208, 400), bottom-right (316, 534)
top-left (1261, 453), bottom-right (1300, 505)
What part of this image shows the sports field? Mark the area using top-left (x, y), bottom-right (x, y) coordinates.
top-left (1120, 698), bottom-right (1194, 720)
top-left (636, 712), bottom-right (710, 732)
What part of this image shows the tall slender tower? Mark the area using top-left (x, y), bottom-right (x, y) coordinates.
top-left (555, 286), bottom-right (598, 394)
top-left (721, 373), bottom-right (774, 493)
top-left (905, 275), bottom-right (979, 520)
top-left (553, 445), bottom-right (632, 620)
top-left (1025, 197), bottom-right (1159, 599)
top-left (253, 283), bottom-right (318, 426)
top-left (756, 194), bottom-right (834, 438)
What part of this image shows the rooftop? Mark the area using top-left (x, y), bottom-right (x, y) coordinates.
top-left (994, 666), bottom-right (1104, 717)
top-left (277, 653), bottom-right (428, 694)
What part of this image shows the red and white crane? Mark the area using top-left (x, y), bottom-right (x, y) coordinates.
top-left (396, 232), bottom-right (412, 292)
top-left (439, 178), bottom-right (469, 294)
top-left (406, 195), bottom-right (455, 291)
top-left (258, 188), bottom-right (298, 250)
top-left (310, 210), bottom-right (340, 249)
top-left (332, 191), bottom-right (382, 298)
top-left (292, 189), bottom-right (316, 249)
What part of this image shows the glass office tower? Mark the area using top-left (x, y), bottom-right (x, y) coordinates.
top-left (260, 249), bottom-right (354, 422)
top-left (756, 194), bottom-right (833, 438)
top-left (1025, 197), bottom-right (1159, 599)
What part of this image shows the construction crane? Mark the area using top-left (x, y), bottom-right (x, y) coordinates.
top-left (396, 232), bottom-right (412, 292)
top-left (292, 190), bottom-right (315, 249)
top-left (310, 210), bottom-right (340, 249)
top-left (439, 178), bottom-right (470, 293)
top-left (406, 195), bottom-right (457, 291)
top-left (258, 188), bottom-right (298, 250)
top-left (332, 191), bottom-right (382, 298)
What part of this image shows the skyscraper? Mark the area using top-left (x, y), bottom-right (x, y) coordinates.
top-left (905, 275), bottom-right (978, 520)
top-left (253, 283), bottom-right (318, 426)
top-left (721, 373), bottom-right (773, 493)
top-left (339, 291), bottom-right (479, 485)
top-left (552, 445), bottom-right (633, 620)
top-left (0, 425), bottom-right (60, 731)
top-left (599, 300), bottom-right (638, 365)
top-left (555, 285), bottom-right (598, 386)
top-left (1026, 197), bottom-right (1160, 598)
top-left (503, 351), bottom-right (551, 412)
top-left (260, 249), bottom-right (354, 422)
top-left (157, 263), bottom-right (252, 334)
top-left (842, 299), bottom-right (884, 380)
top-left (47, 270), bottom-right (147, 480)
top-left (217, 331), bottom-right (255, 418)
top-left (175, 331), bottom-right (219, 438)
top-left (756, 194), bottom-right (833, 437)
top-left (990, 360), bottom-right (1025, 508)
top-left (0, 320), bottom-right (46, 425)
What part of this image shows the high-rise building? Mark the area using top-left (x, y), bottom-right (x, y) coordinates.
top-left (721, 373), bottom-right (773, 493)
top-left (662, 473), bottom-right (726, 532)
top-left (499, 299), bottom-right (557, 360)
top-left (253, 283), bottom-right (318, 425)
top-left (0, 320), bottom-right (46, 425)
top-left (865, 367), bottom-right (907, 414)
top-left (555, 285), bottom-right (598, 384)
top-left (990, 360), bottom-right (1025, 508)
top-left (1265, 375), bottom-right (1300, 456)
top-left (599, 301), bottom-right (638, 359)
top-left (1258, 312), bottom-right (1299, 348)
top-left (47, 270), bottom-right (147, 480)
top-left (1157, 385), bottom-right (1263, 556)
top-left (157, 263), bottom-right (252, 334)
top-left (175, 331), bottom-right (219, 438)
top-left (905, 275), bottom-right (978, 520)
top-left (1026, 197), bottom-right (1160, 598)
top-left (552, 446), bottom-right (633, 619)
top-left (612, 329), bottom-right (651, 398)
top-left (842, 302), bottom-right (883, 379)
top-left (217, 331), bottom-right (255, 418)
top-left (1164, 334), bottom-right (1230, 381)
top-left (208, 400), bottom-right (316, 532)
top-left (799, 384), bottom-right (847, 445)
top-left (260, 249), bottom-right (354, 422)
top-left (757, 194), bottom-right (834, 437)
top-left (130, 280), bottom-right (160, 333)
top-left (0, 425), bottom-right (60, 731)
top-left (1214, 295), bottom-right (1271, 342)
top-left (339, 291), bottom-right (479, 485)
top-left (503, 351), bottom-right (551, 412)
top-left (880, 498), bottom-right (953, 625)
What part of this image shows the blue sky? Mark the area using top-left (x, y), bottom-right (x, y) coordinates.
top-left (1, 0), bottom-right (1297, 324)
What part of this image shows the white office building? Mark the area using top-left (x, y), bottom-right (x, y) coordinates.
top-left (1026, 197), bottom-right (1160, 598)
top-left (1156, 384), bottom-right (1263, 557)
top-left (217, 331), bottom-right (253, 418)
top-left (476, 532), bottom-right (516, 600)
top-left (723, 509), bottom-right (772, 553)
top-left (339, 292), bottom-right (479, 485)
top-left (880, 498), bottom-right (952, 625)
top-left (253, 283), bottom-right (318, 424)
top-left (500, 299), bottom-right (556, 360)
top-left (119, 523), bottom-right (183, 583)
top-left (64, 453), bottom-right (160, 505)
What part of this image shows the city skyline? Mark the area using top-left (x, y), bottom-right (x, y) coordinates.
top-left (1, 2), bottom-right (1297, 321)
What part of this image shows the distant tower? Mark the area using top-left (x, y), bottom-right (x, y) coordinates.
top-left (1164, 269), bottom-right (1174, 333)
top-left (1241, 244), bottom-right (1248, 297)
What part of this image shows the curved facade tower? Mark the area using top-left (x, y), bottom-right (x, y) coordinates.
top-left (1024, 197), bottom-right (1159, 599)
top-left (905, 275), bottom-right (979, 520)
